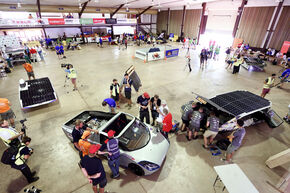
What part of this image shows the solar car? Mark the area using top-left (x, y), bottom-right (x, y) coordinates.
top-left (62, 111), bottom-right (170, 176)
top-left (190, 90), bottom-right (284, 131)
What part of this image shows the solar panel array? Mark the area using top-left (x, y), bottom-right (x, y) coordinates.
top-left (20, 77), bottom-right (56, 108)
top-left (209, 91), bottom-right (270, 116)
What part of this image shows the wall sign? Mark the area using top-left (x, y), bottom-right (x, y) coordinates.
top-left (93, 18), bottom-right (105, 24)
top-left (105, 18), bottom-right (117, 24)
top-left (48, 18), bottom-right (65, 25)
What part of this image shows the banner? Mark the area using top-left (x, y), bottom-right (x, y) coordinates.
top-left (64, 19), bottom-right (80, 25)
top-left (80, 18), bottom-right (93, 25)
top-left (117, 18), bottom-right (137, 24)
top-left (93, 18), bottom-right (106, 24)
top-left (166, 49), bottom-right (179, 58)
top-left (105, 18), bottom-right (117, 24)
top-left (280, 41), bottom-right (290, 54)
top-left (48, 18), bottom-right (65, 25)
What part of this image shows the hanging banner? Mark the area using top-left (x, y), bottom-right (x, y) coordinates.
top-left (93, 18), bottom-right (106, 24)
top-left (105, 18), bottom-right (117, 24)
top-left (117, 18), bottom-right (137, 24)
top-left (64, 19), bottom-right (80, 25)
top-left (280, 41), bottom-right (290, 54)
top-left (48, 18), bottom-right (65, 25)
top-left (80, 18), bottom-right (93, 24)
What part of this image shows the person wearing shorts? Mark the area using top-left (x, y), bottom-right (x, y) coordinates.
top-left (224, 119), bottom-right (246, 163)
top-left (23, 62), bottom-right (35, 80)
top-left (102, 98), bottom-right (116, 113)
top-left (180, 102), bottom-right (199, 132)
top-left (188, 106), bottom-right (203, 141)
top-left (110, 79), bottom-right (120, 108)
top-left (278, 66), bottom-right (290, 89)
top-left (122, 73), bottom-right (133, 109)
top-left (81, 144), bottom-right (107, 193)
top-left (261, 74), bottom-right (276, 98)
top-left (0, 98), bottom-right (15, 127)
top-left (203, 111), bottom-right (219, 149)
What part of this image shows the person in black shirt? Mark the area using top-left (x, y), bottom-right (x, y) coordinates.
top-left (72, 120), bottom-right (97, 154)
top-left (110, 79), bottom-right (120, 108)
top-left (81, 144), bottom-right (107, 193)
top-left (149, 95), bottom-right (161, 126)
top-left (137, 92), bottom-right (150, 124)
top-left (121, 73), bottom-right (133, 109)
top-left (11, 136), bottom-right (39, 183)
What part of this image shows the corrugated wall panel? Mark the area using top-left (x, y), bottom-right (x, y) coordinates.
top-left (236, 7), bottom-right (275, 47)
top-left (169, 10), bottom-right (183, 36)
top-left (269, 6), bottom-right (290, 50)
top-left (183, 9), bottom-right (202, 38)
top-left (157, 11), bottom-right (167, 33)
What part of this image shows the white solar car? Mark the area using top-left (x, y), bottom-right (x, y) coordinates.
top-left (62, 111), bottom-right (170, 176)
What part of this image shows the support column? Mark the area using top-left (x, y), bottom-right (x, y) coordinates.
top-left (180, 5), bottom-right (186, 38)
top-left (166, 8), bottom-right (170, 37)
top-left (150, 14), bottom-right (152, 33)
top-left (36, 0), bottom-right (47, 39)
top-left (232, 0), bottom-right (247, 38)
top-left (262, 0), bottom-right (284, 49)
top-left (197, 3), bottom-right (206, 45)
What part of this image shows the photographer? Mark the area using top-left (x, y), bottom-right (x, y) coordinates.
top-left (11, 136), bottom-right (39, 183)
top-left (65, 64), bottom-right (77, 91)
top-left (0, 119), bottom-right (24, 147)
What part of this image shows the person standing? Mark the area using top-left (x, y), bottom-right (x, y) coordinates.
top-left (214, 46), bottom-right (220, 61)
top-left (78, 131), bottom-right (92, 157)
top-left (232, 54), bottom-right (243, 74)
top-left (180, 102), bottom-right (198, 132)
top-left (225, 47), bottom-right (231, 61)
top-left (149, 95), bottom-right (161, 126)
top-left (260, 74), bottom-right (276, 98)
top-left (0, 119), bottom-right (24, 146)
top-left (0, 98), bottom-right (15, 127)
top-left (60, 43), bottom-right (65, 58)
top-left (24, 44), bottom-right (31, 60)
top-left (66, 64), bottom-right (77, 91)
top-left (156, 100), bottom-right (169, 125)
top-left (11, 136), bottom-right (39, 183)
top-left (99, 37), bottom-right (103, 48)
top-left (36, 45), bottom-right (44, 61)
top-left (224, 119), bottom-right (246, 163)
top-left (55, 44), bottom-right (62, 59)
top-left (110, 79), bottom-right (120, 108)
top-left (22, 62), bottom-right (35, 80)
top-left (188, 106), bottom-right (203, 141)
top-left (200, 48), bottom-right (208, 69)
top-left (137, 92), bottom-right (150, 124)
top-left (124, 37), bottom-right (128, 49)
top-left (161, 109), bottom-right (172, 139)
top-left (3, 52), bottom-right (13, 68)
top-left (203, 111), bottom-right (219, 149)
top-left (81, 144), bottom-right (107, 193)
top-left (121, 73), bottom-right (133, 109)
top-left (102, 98), bottom-right (116, 113)
top-left (278, 66), bottom-right (290, 89)
top-left (185, 49), bottom-right (192, 72)
top-left (30, 47), bottom-right (37, 63)
top-left (99, 130), bottom-right (120, 179)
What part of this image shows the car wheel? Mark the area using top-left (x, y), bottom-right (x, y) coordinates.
top-left (128, 163), bottom-right (144, 176)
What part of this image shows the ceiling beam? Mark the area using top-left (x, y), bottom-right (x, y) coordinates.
top-left (110, 4), bottom-right (125, 18)
top-left (79, 0), bottom-right (91, 18)
top-left (136, 6), bottom-right (153, 18)
top-left (36, 0), bottom-right (42, 18)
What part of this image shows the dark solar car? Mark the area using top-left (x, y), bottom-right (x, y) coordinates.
top-left (191, 90), bottom-right (284, 131)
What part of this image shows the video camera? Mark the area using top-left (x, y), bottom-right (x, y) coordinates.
top-left (61, 63), bottom-right (72, 68)
top-left (20, 118), bottom-right (27, 136)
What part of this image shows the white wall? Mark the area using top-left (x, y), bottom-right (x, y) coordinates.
top-left (0, 11), bottom-right (37, 19)
top-left (206, 9), bottom-right (237, 32)
top-left (45, 28), bottom-right (81, 38)
top-left (81, 13), bottom-right (110, 18)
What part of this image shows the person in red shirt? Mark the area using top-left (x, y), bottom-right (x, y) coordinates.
top-left (161, 108), bottom-right (172, 139)
top-left (30, 47), bottom-right (37, 62)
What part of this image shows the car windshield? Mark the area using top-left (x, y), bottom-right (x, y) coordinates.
top-left (118, 119), bottom-right (150, 151)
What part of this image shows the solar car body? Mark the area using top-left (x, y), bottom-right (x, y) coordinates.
top-left (62, 111), bottom-right (170, 176)
top-left (242, 56), bottom-right (266, 71)
top-left (192, 91), bottom-right (284, 131)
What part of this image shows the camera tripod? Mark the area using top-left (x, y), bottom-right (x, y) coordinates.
top-left (63, 74), bottom-right (84, 94)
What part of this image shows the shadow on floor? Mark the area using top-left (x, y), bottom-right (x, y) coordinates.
top-left (6, 176), bottom-right (27, 193)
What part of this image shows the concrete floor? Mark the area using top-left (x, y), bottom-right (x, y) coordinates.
top-left (0, 42), bottom-right (289, 193)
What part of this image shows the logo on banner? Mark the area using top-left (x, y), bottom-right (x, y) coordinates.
top-left (93, 18), bottom-right (105, 24)
top-left (64, 19), bottom-right (80, 25)
top-left (48, 18), bottom-right (65, 25)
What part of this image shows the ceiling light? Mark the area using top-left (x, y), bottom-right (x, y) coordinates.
top-left (94, 0), bottom-right (99, 2)
top-left (17, 2), bottom-right (21, 8)
top-left (79, 3), bottom-right (82, 9)
top-left (158, 8), bottom-right (160, 12)
top-left (126, 7), bottom-right (129, 12)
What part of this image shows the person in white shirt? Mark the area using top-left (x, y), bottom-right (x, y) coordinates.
top-left (0, 119), bottom-right (24, 146)
top-left (36, 45), bottom-right (44, 61)
top-left (156, 100), bottom-right (169, 124)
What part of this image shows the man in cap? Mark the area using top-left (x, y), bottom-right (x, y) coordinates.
top-left (99, 130), bottom-right (120, 178)
top-left (81, 144), bottom-right (107, 193)
top-left (137, 92), bottom-right (150, 124)
top-left (78, 130), bottom-right (92, 157)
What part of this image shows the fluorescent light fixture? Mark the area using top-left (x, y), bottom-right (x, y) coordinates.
top-left (17, 2), bottom-right (21, 8)
top-left (158, 8), bottom-right (160, 12)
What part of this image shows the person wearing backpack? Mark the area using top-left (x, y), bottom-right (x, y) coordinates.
top-left (99, 130), bottom-right (120, 179)
top-left (11, 136), bottom-right (39, 183)
top-left (0, 119), bottom-right (23, 147)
